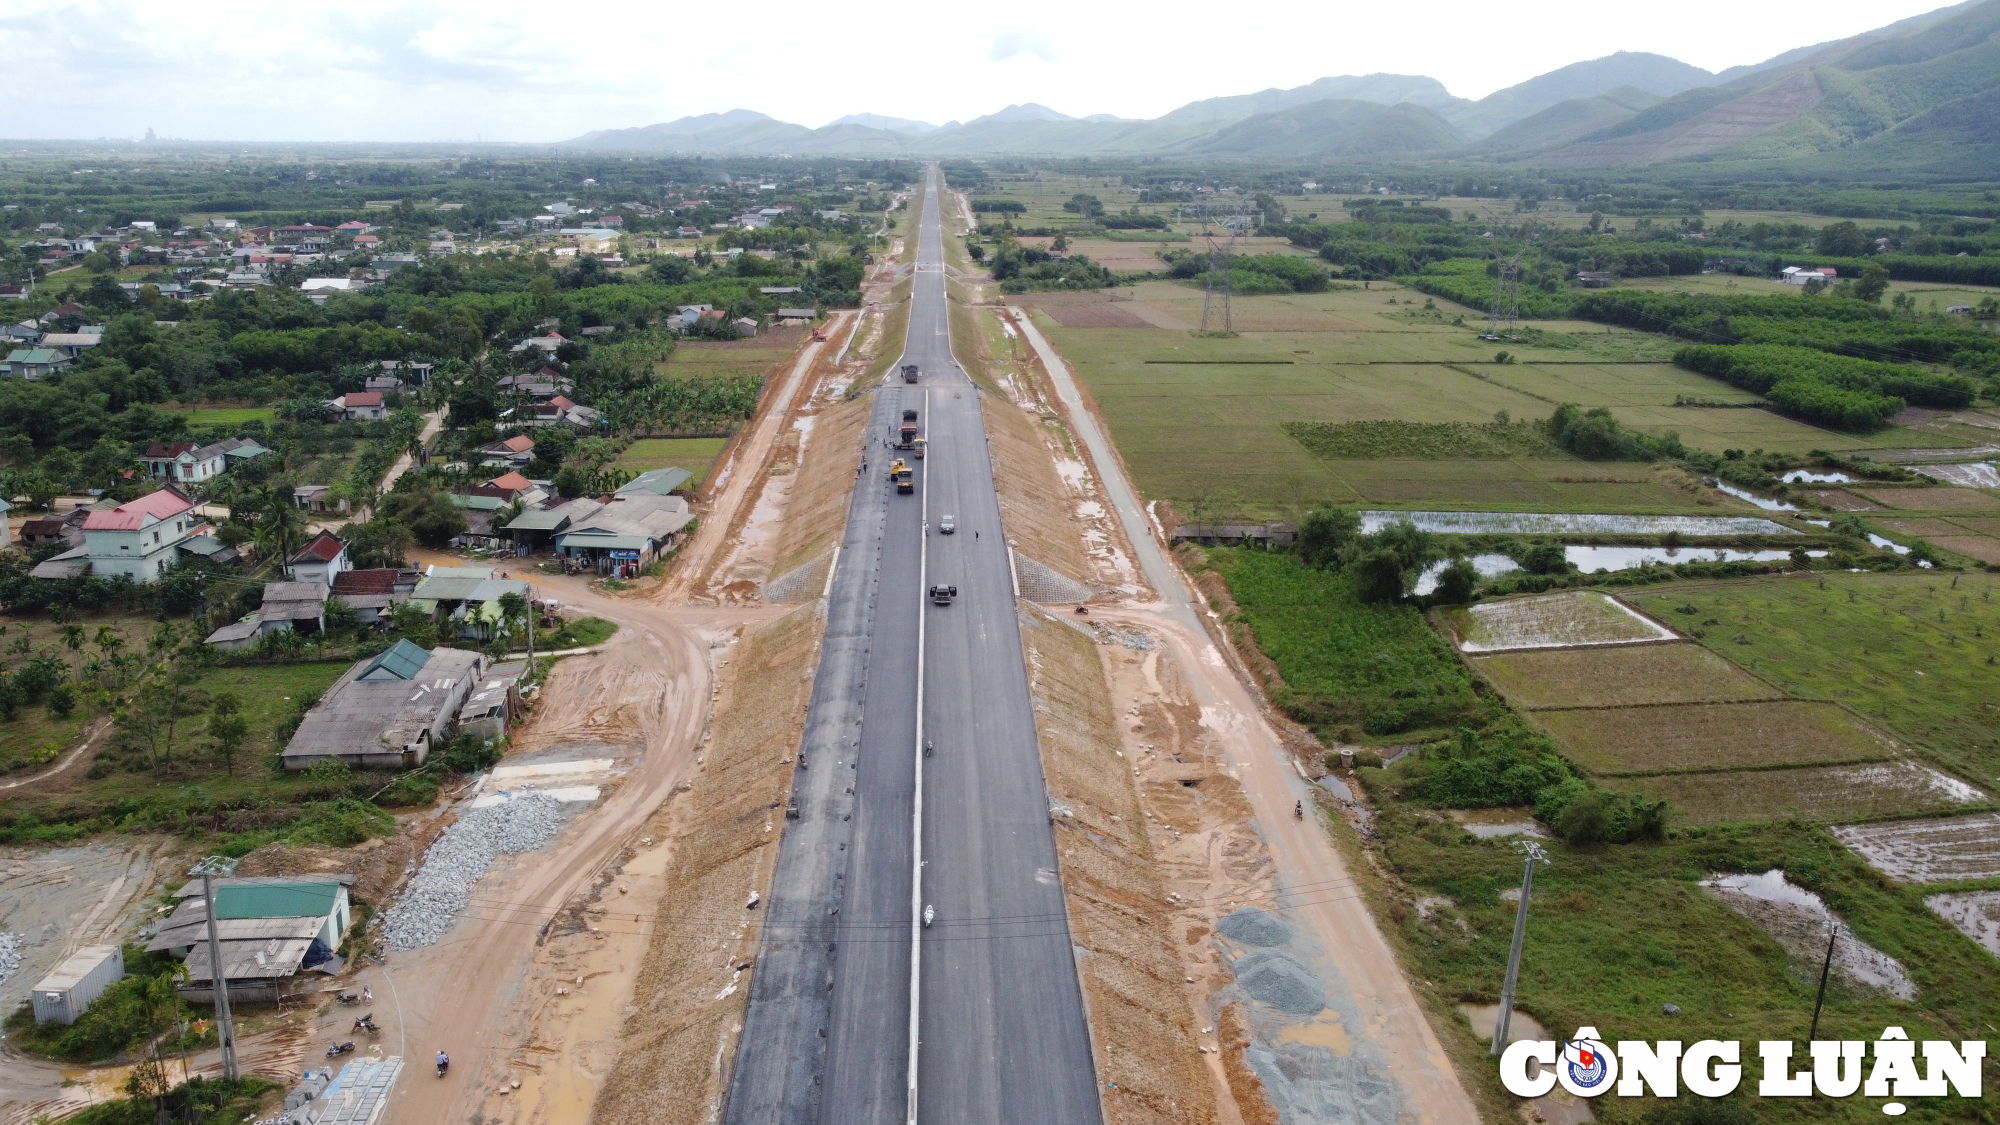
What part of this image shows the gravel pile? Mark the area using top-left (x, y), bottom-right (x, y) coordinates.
top-left (382, 794), bottom-right (570, 950)
top-left (0, 932), bottom-right (21, 987)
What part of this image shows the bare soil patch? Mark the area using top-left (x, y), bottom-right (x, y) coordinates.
top-left (1853, 486), bottom-right (2000, 512)
top-left (1021, 605), bottom-right (1224, 1125)
top-left (590, 605), bottom-right (821, 1125)
top-left (1468, 642), bottom-right (1778, 710)
top-left (1535, 700), bottom-right (1899, 776)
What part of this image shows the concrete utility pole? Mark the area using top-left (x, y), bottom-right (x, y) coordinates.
top-left (192, 856), bottom-right (240, 1081)
top-left (1491, 840), bottom-right (1548, 1057)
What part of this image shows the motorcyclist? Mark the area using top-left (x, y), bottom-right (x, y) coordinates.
top-left (435, 1051), bottom-right (449, 1076)
top-left (1295, 800), bottom-right (1303, 819)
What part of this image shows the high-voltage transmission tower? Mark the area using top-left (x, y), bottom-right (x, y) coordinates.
top-left (1199, 196), bottom-right (1248, 334)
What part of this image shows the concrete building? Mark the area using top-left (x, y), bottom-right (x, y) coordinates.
top-left (3, 347), bottom-right (67, 379)
top-left (80, 487), bottom-right (200, 583)
top-left (30, 945), bottom-right (124, 1025)
top-left (286, 530), bottom-right (350, 588)
top-left (333, 391), bottom-right (386, 421)
top-left (281, 641), bottom-right (484, 770)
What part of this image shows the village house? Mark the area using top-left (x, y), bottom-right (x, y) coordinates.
top-left (286, 530), bottom-right (351, 588)
top-left (330, 567), bottom-right (420, 626)
top-left (291, 485), bottom-right (349, 514)
top-left (330, 391), bottom-right (386, 421)
top-left (281, 640), bottom-right (485, 771)
top-left (149, 875), bottom-right (354, 1003)
top-left (478, 433), bottom-right (536, 468)
top-left (408, 567), bottom-right (530, 641)
top-left (140, 437), bottom-right (269, 484)
top-left (77, 486), bottom-right (202, 583)
top-left (3, 347), bottom-right (67, 379)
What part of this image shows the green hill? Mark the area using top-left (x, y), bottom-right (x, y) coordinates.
top-left (1187, 99), bottom-right (1463, 158)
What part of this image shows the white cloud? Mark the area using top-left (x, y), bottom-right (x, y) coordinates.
top-left (989, 28), bottom-right (1059, 63)
top-left (0, 0), bottom-right (1967, 142)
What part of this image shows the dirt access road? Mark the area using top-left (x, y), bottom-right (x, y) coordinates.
top-left (1010, 310), bottom-right (1479, 1124)
top-left (376, 320), bottom-right (847, 1122)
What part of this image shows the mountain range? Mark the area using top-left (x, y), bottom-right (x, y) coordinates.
top-left (564, 0), bottom-right (2000, 173)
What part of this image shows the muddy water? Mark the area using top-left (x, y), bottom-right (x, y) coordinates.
top-left (1701, 869), bottom-right (1915, 997)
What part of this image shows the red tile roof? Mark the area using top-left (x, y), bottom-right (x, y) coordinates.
top-left (144, 442), bottom-right (197, 459)
top-left (494, 435), bottom-right (535, 453)
top-left (548, 395), bottom-right (575, 410)
top-left (486, 471), bottom-right (534, 492)
top-left (82, 487), bottom-right (193, 531)
top-left (333, 569), bottom-right (399, 594)
top-left (289, 530), bottom-right (347, 564)
top-left (343, 391), bottom-right (384, 408)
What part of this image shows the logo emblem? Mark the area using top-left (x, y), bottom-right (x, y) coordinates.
top-left (1557, 1027), bottom-right (1618, 1096)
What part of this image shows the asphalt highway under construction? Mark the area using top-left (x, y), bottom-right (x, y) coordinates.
top-left (723, 166), bottom-right (1104, 1125)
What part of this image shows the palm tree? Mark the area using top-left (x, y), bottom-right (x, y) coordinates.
top-left (255, 489), bottom-right (309, 564)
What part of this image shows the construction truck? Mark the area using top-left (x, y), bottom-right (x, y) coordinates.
top-left (890, 459), bottom-right (913, 494)
top-left (913, 436), bottom-right (926, 459)
top-left (901, 364), bottom-right (920, 383)
top-left (897, 408), bottom-right (918, 449)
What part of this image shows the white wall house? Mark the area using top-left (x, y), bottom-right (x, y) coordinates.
top-left (82, 487), bottom-right (200, 583)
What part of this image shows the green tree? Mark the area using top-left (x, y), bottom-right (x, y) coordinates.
top-left (378, 487), bottom-right (466, 548)
top-left (1296, 508), bottom-right (1359, 570)
top-left (1815, 221), bottom-right (1869, 258)
top-left (1430, 558), bottom-right (1479, 604)
top-left (253, 488), bottom-right (309, 563)
top-left (205, 692), bottom-right (249, 776)
top-left (346, 517), bottom-right (416, 568)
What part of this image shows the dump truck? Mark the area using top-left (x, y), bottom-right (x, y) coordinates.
top-left (897, 408), bottom-right (919, 449)
top-left (901, 364), bottom-right (920, 383)
top-left (890, 459), bottom-right (913, 494)
top-left (930, 584), bottom-right (957, 605)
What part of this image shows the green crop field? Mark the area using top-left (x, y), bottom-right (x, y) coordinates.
top-left (169, 406), bottom-right (277, 426)
top-left (1534, 699), bottom-right (1899, 775)
top-left (1467, 643), bottom-right (1778, 709)
top-left (614, 436), bottom-right (728, 483)
top-left (1627, 572), bottom-right (2000, 791)
top-left (1041, 281), bottom-right (1939, 517)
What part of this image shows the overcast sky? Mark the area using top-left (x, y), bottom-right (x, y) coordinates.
top-left (0, 0), bottom-right (1967, 142)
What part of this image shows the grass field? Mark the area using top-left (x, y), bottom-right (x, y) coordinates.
top-left (1535, 700), bottom-right (1899, 776)
top-left (1445, 590), bottom-right (1675, 652)
top-left (169, 406), bottom-right (277, 426)
top-left (1625, 572), bottom-right (2000, 790)
top-left (660, 329), bottom-right (805, 381)
top-left (1467, 643), bottom-right (1777, 709)
top-left (1376, 809), bottom-right (2000, 1124)
top-left (614, 436), bottom-right (728, 484)
top-left (1041, 281), bottom-right (1938, 516)
top-left (1631, 760), bottom-right (1984, 826)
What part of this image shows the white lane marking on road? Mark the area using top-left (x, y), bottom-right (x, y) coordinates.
top-left (906, 190), bottom-right (935, 1125)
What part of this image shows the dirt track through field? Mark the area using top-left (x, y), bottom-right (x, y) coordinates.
top-left (1010, 306), bottom-right (1480, 1124)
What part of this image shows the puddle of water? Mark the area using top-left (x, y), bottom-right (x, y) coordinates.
top-left (1448, 809), bottom-right (1547, 838)
top-left (1566, 545), bottom-right (1824, 571)
top-left (1459, 1003), bottom-right (1549, 1044)
top-left (1413, 553), bottom-right (1519, 595)
top-left (1713, 481), bottom-right (1800, 511)
top-left (1782, 470), bottom-right (1852, 483)
top-left (1927, 891), bottom-right (2000, 958)
top-left (1867, 533), bottom-right (1913, 555)
top-left (1702, 869), bottom-right (1915, 998)
top-left (1278, 1015), bottom-right (1351, 1055)
top-left (1360, 510), bottom-right (1793, 536)
top-left (1314, 774), bottom-right (1354, 801)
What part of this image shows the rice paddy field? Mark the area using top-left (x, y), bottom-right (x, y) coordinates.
top-left (168, 405), bottom-right (277, 426)
top-left (1632, 761), bottom-right (1986, 827)
top-left (1625, 572), bottom-right (2000, 791)
top-left (1030, 280), bottom-right (1970, 517)
top-left (1444, 589), bottom-right (1675, 652)
top-left (1834, 813), bottom-right (2000, 884)
top-left (1467, 643), bottom-right (1778, 709)
top-left (1534, 700), bottom-right (1900, 776)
